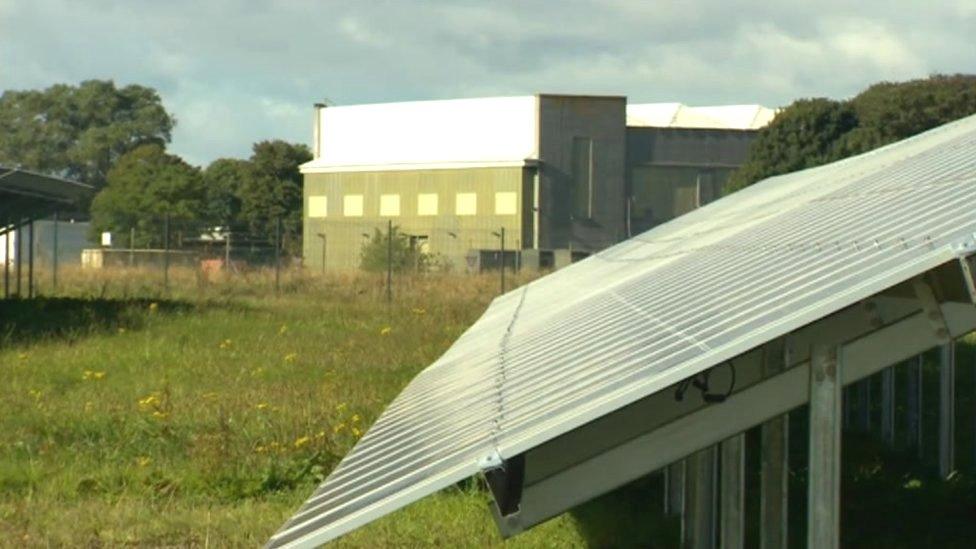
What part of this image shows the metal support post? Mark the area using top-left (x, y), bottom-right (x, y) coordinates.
top-left (906, 355), bottom-right (923, 457)
top-left (881, 366), bottom-right (896, 445)
top-left (500, 227), bottom-right (506, 294)
top-left (275, 217), bottom-right (282, 294)
top-left (683, 446), bottom-right (717, 549)
top-left (720, 434), bottom-right (745, 549)
top-left (52, 212), bottom-right (59, 293)
top-left (163, 215), bottom-right (171, 291)
top-left (225, 230), bottom-right (232, 272)
top-left (939, 342), bottom-right (955, 477)
top-left (808, 344), bottom-right (842, 549)
top-left (16, 219), bottom-right (22, 297)
top-left (27, 219), bottom-right (34, 298)
top-left (664, 460), bottom-right (685, 516)
top-left (761, 341), bottom-right (789, 549)
top-left (386, 220), bottom-right (393, 307)
top-left (3, 224), bottom-right (8, 298)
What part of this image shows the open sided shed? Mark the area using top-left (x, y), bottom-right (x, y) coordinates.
top-left (1, 166), bottom-right (91, 297)
top-left (269, 113), bottom-right (976, 548)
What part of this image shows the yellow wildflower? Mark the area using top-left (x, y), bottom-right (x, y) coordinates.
top-left (256, 402), bottom-right (270, 410)
top-left (351, 427), bottom-right (362, 438)
top-left (117, 327), bottom-right (126, 334)
top-left (293, 436), bottom-right (311, 449)
top-left (315, 431), bottom-right (326, 439)
top-left (333, 423), bottom-right (346, 434)
top-left (218, 339), bottom-right (232, 349)
top-left (136, 456), bottom-right (152, 467)
top-left (284, 353), bottom-right (298, 363)
top-left (83, 371), bottom-right (107, 381)
top-left (351, 414), bottom-right (360, 423)
top-left (411, 308), bottom-right (426, 315)
top-left (336, 403), bottom-right (347, 412)
top-left (152, 410), bottom-right (169, 420)
top-left (380, 326), bottom-right (392, 336)
top-left (202, 392), bottom-right (218, 399)
top-left (148, 302), bottom-right (159, 313)
top-left (138, 394), bottom-right (160, 408)
top-left (278, 324), bottom-right (288, 335)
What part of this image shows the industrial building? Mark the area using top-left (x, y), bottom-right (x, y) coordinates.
top-left (301, 95), bottom-right (774, 271)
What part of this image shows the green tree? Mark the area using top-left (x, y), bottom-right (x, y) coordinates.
top-left (360, 226), bottom-right (430, 273)
top-left (0, 80), bottom-right (174, 191)
top-left (203, 158), bottom-right (251, 224)
top-left (236, 140), bottom-right (311, 254)
top-left (89, 144), bottom-right (205, 247)
top-left (725, 98), bottom-right (857, 193)
top-left (725, 74), bottom-right (976, 193)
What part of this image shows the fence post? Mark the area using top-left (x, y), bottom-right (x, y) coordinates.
top-left (386, 220), bottom-right (393, 308)
top-left (52, 211), bottom-right (59, 293)
top-left (129, 227), bottom-right (135, 267)
top-left (275, 216), bottom-right (282, 295)
top-left (225, 229), bottom-right (232, 274)
top-left (163, 214), bottom-right (170, 292)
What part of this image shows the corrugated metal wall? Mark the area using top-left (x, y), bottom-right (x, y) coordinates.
top-left (303, 167), bottom-right (527, 270)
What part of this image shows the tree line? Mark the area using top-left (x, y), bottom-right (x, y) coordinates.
top-left (725, 74), bottom-right (976, 193)
top-left (0, 80), bottom-right (310, 252)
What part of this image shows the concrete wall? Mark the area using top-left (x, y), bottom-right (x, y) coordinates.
top-left (537, 95), bottom-right (627, 252)
top-left (303, 167), bottom-right (528, 271)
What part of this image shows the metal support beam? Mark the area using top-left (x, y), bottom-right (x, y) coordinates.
top-left (664, 460), bottom-right (685, 516)
top-left (881, 367), bottom-right (896, 444)
top-left (683, 446), bottom-right (717, 549)
top-left (719, 434), bottom-right (745, 549)
top-left (502, 300), bottom-right (976, 536)
top-left (808, 344), bottom-right (842, 549)
top-left (939, 342), bottom-right (956, 477)
top-left (760, 340), bottom-right (789, 549)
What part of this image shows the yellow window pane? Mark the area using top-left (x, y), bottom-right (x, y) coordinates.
top-left (494, 192), bottom-right (518, 215)
top-left (379, 194), bottom-right (400, 216)
top-left (343, 195), bottom-right (363, 217)
top-left (456, 193), bottom-right (477, 216)
top-left (417, 193), bottom-right (438, 216)
top-left (308, 196), bottom-right (328, 218)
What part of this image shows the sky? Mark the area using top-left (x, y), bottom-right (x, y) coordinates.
top-left (2, 0), bottom-right (974, 166)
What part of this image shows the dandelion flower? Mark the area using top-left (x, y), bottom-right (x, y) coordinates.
top-left (136, 456), bottom-right (152, 467)
top-left (284, 353), bottom-right (298, 363)
top-left (294, 436), bottom-right (311, 449)
top-left (380, 326), bottom-right (392, 336)
top-left (218, 339), bottom-right (232, 349)
top-left (333, 423), bottom-right (346, 434)
top-left (351, 427), bottom-right (362, 438)
top-left (278, 325), bottom-right (288, 335)
top-left (256, 402), bottom-right (270, 410)
top-left (351, 414), bottom-right (360, 423)
top-left (152, 410), bottom-right (169, 420)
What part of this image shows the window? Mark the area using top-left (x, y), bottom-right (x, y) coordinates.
top-left (572, 137), bottom-right (594, 219)
top-left (417, 193), bottom-right (438, 216)
top-left (308, 196), bottom-right (328, 218)
top-left (456, 192), bottom-right (477, 216)
top-left (343, 194), bottom-right (364, 217)
top-left (379, 194), bottom-right (400, 216)
top-left (494, 192), bottom-right (518, 215)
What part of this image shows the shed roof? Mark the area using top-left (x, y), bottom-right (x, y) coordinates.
top-left (272, 114), bottom-right (976, 548)
top-left (626, 103), bottom-right (776, 130)
top-left (0, 167), bottom-right (91, 227)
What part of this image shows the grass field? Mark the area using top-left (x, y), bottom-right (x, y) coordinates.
top-left (1, 267), bottom-right (975, 547)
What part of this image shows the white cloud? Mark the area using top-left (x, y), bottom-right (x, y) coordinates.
top-left (1, 1), bottom-right (973, 165)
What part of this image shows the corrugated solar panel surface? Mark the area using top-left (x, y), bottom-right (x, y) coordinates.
top-left (268, 114), bottom-right (976, 548)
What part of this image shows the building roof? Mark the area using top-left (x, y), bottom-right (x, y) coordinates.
top-left (0, 166), bottom-right (92, 227)
top-left (301, 96), bottom-right (539, 173)
top-left (626, 103), bottom-right (776, 130)
top-left (269, 112), bottom-right (976, 548)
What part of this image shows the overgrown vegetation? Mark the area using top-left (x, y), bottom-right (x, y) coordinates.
top-left (726, 74), bottom-right (976, 193)
top-left (359, 226), bottom-right (432, 273)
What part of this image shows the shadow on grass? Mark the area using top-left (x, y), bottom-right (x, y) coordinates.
top-left (0, 297), bottom-right (195, 347)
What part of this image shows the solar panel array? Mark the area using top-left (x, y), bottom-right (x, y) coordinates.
top-left (268, 113), bottom-right (976, 548)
